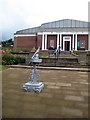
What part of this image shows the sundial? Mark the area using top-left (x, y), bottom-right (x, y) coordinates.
top-left (22, 47), bottom-right (44, 92)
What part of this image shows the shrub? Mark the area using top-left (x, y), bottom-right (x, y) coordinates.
top-left (2, 54), bottom-right (26, 65)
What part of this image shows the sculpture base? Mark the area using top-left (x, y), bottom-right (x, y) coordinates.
top-left (22, 82), bottom-right (44, 93)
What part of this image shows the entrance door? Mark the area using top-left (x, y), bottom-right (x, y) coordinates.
top-left (63, 36), bottom-right (71, 51)
top-left (65, 41), bottom-right (70, 51)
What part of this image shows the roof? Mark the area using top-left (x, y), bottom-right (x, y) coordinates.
top-left (15, 19), bottom-right (88, 34)
top-left (41, 19), bottom-right (88, 28)
top-left (15, 26), bottom-right (40, 34)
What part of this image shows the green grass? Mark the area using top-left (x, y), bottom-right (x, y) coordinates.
top-left (39, 53), bottom-right (48, 58)
top-left (0, 65), bottom-right (6, 71)
top-left (0, 65), bottom-right (2, 71)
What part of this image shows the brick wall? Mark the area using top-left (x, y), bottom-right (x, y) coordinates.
top-left (37, 35), bottom-right (42, 49)
top-left (14, 34), bottom-right (88, 51)
top-left (14, 36), bottom-right (36, 51)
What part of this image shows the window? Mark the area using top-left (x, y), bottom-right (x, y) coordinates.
top-left (77, 40), bottom-right (85, 49)
top-left (50, 40), bottom-right (54, 48)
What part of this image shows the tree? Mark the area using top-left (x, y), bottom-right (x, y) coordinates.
top-left (2, 38), bottom-right (14, 48)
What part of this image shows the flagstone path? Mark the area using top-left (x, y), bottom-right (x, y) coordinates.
top-left (2, 68), bottom-right (89, 118)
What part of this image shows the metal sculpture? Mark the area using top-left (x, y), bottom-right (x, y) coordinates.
top-left (22, 47), bottom-right (44, 92)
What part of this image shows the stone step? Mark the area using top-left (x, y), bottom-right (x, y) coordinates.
top-left (49, 51), bottom-right (77, 58)
top-left (40, 57), bottom-right (79, 67)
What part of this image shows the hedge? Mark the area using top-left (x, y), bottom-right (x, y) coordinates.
top-left (2, 54), bottom-right (26, 65)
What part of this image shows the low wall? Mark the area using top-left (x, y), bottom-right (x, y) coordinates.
top-left (78, 50), bottom-right (90, 67)
top-left (40, 57), bottom-right (78, 67)
top-left (11, 51), bottom-right (42, 64)
top-left (11, 51), bottom-right (90, 67)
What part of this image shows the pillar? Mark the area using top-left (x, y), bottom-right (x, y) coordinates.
top-left (60, 34), bottom-right (62, 50)
top-left (75, 34), bottom-right (77, 51)
top-left (57, 34), bottom-right (59, 49)
top-left (42, 33), bottom-right (44, 50)
top-left (72, 34), bottom-right (74, 50)
top-left (45, 34), bottom-right (47, 50)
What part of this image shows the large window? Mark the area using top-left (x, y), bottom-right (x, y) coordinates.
top-left (50, 40), bottom-right (54, 48)
top-left (77, 40), bottom-right (85, 50)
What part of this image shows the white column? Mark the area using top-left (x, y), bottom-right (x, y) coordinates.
top-left (63, 37), bottom-right (64, 51)
top-left (75, 34), bottom-right (77, 51)
top-left (45, 34), bottom-right (47, 50)
top-left (57, 34), bottom-right (59, 49)
top-left (88, 2), bottom-right (90, 51)
top-left (42, 33), bottom-right (44, 50)
top-left (60, 34), bottom-right (62, 50)
top-left (72, 34), bottom-right (74, 50)
top-left (70, 37), bottom-right (71, 51)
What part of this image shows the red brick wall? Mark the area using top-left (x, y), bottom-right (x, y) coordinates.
top-left (77, 35), bottom-right (88, 50)
top-left (14, 34), bottom-right (88, 51)
top-left (37, 35), bottom-right (42, 49)
top-left (14, 36), bottom-right (36, 51)
top-left (47, 35), bottom-right (57, 49)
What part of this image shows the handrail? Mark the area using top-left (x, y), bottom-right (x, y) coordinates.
top-left (54, 45), bottom-right (60, 58)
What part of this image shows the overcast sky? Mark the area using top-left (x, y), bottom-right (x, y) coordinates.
top-left (0, 0), bottom-right (89, 41)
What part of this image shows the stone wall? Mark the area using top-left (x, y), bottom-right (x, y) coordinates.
top-left (40, 57), bottom-right (79, 67)
top-left (11, 51), bottom-right (90, 68)
top-left (78, 50), bottom-right (90, 67)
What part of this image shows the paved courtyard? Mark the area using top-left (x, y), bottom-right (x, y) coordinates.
top-left (2, 67), bottom-right (89, 118)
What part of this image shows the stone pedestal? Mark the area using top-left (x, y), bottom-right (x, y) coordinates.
top-left (22, 47), bottom-right (44, 92)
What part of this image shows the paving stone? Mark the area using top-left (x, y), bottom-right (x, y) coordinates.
top-left (44, 82), bottom-right (50, 85)
top-left (47, 85), bottom-right (60, 89)
top-left (39, 93), bottom-right (53, 98)
top-left (65, 91), bottom-right (79, 95)
top-left (2, 68), bottom-right (89, 118)
top-left (75, 103), bottom-right (88, 108)
top-left (80, 82), bottom-right (88, 85)
top-left (79, 74), bottom-right (88, 77)
top-left (46, 113), bottom-right (64, 118)
top-left (46, 105), bottom-right (62, 115)
top-left (46, 82), bottom-right (56, 85)
top-left (56, 82), bottom-right (71, 87)
top-left (61, 86), bottom-right (77, 91)
top-left (62, 107), bottom-right (83, 117)
top-left (80, 92), bottom-right (88, 96)
top-left (61, 76), bottom-right (67, 78)
top-left (64, 95), bottom-right (84, 102)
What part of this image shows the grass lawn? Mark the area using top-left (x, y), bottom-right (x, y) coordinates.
top-left (39, 53), bottom-right (48, 58)
top-left (0, 65), bottom-right (6, 71)
top-left (0, 65), bottom-right (2, 71)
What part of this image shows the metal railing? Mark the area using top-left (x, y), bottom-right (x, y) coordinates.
top-left (54, 45), bottom-right (60, 59)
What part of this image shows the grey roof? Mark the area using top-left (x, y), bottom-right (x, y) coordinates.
top-left (15, 19), bottom-right (88, 34)
top-left (16, 26), bottom-right (40, 34)
top-left (41, 19), bottom-right (88, 28)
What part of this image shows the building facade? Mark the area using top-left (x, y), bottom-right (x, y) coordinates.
top-left (14, 19), bottom-right (90, 51)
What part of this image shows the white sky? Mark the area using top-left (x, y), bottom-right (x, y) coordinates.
top-left (0, 0), bottom-right (89, 40)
